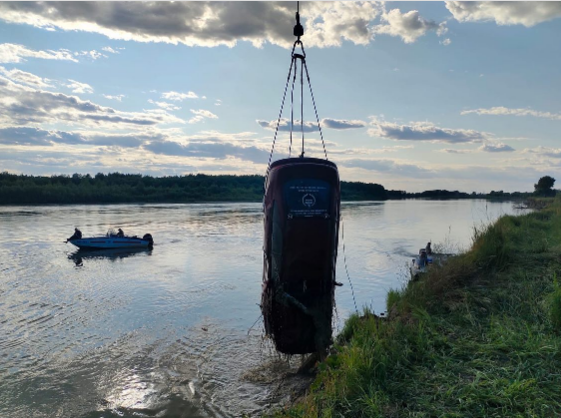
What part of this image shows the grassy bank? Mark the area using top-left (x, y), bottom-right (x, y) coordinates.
top-left (274, 197), bottom-right (561, 417)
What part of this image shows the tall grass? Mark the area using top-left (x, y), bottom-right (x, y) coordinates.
top-left (271, 198), bottom-right (561, 418)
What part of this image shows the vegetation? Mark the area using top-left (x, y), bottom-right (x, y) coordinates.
top-left (0, 172), bottom-right (536, 205)
top-left (272, 196), bottom-right (561, 417)
top-left (0, 172), bottom-right (393, 204)
top-left (534, 175), bottom-right (556, 197)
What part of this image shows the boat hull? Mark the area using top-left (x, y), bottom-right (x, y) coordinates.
top-left (69, 237), bottom-right (152, 250)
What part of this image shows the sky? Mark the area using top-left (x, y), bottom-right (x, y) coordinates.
top-left (0, 1), bottom-right (560, 193)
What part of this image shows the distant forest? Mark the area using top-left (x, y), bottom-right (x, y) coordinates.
top-left (0, 172), bottom-right (531, 205)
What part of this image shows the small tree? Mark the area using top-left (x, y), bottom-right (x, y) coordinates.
top-left (534, 175), bottom-right (556, 196)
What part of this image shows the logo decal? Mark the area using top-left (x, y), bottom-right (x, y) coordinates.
top-left (302, 193), bottom-right (316, 208)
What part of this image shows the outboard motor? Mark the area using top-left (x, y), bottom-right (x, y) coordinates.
top-left (262, 157), bottom-right (340, 354)
top-left (142, 233), bottom-right (154, 248)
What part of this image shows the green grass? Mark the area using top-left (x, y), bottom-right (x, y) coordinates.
top-left (271, 198), bottom-right (561, 418)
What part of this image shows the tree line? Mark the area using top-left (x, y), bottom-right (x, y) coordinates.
top-left (0, 172), bottom-right (552, 205)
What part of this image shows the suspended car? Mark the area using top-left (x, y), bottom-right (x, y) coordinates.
top-left (262, 157), bottom-right (340, 354)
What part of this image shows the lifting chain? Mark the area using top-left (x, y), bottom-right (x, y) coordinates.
top-left (265, 2), bottom-right (329, 186)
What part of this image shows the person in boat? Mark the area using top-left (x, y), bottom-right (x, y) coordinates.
top-left (116, 228), bottom-right (124, 238)
top-left (67, 228), bottom-right (82, 242)
top-left (426, 241), bottom-right (432, 255)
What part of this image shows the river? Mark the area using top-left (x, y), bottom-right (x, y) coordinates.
top-left (0, 200), bottom-right (525, 417)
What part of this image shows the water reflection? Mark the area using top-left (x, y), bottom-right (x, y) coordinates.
top-left (68, 248), bottom-right (153, 266)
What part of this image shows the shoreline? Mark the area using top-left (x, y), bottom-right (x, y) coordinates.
top-left (0, 196), bottom-right (527, 207)
top-left (270, 196), bottom-right (561, 417)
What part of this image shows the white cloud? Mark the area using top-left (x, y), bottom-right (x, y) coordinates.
top-left (0, 66), bottom-right (52, 88)
top-left (148, 99), bottom-right (181, 111)
top-left (368, 119), bottom-right (486, 143)
top-left (436, 22), bottom-right (449, 37)
top-left (0, 75), bottom-right (184, 129)
top-left (162, 91), bottom-right (198, 101)
top-left (257, 117), bottom-right (367, 132)
top-left (66, 79), bottom-right (94, 94)
top-left (302, 2), bottom-right (381, 47)
top-left (440, 38), bottom-right (452, 46)
top-left (461, 106), bottom-right (561, 120)
top-left (103, 94), bottom-right (124, 101)
top-left (102, 46), bottom-right (120, 54)
top-left (446, 1), bottom-right (561, 27)
top-left (374, 8), bottom-right (441, 43)
top-left (322, 118), bottom-right (367, 130)
top-left (75, 50), bottom-right (106, 60)
top-left (257, 118), bottom-right (319, 133)
top-left (191, 109), bottom-right (218, 119)
top-left (0, 43), bottom-right (78, 64)
top-left (188, 109), bottom-right (218, 124)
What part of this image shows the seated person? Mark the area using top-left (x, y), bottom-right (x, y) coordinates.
top-left (116, 228), bottom-right (124, 238)
top-left (67, 228), bottom-right (82, 241)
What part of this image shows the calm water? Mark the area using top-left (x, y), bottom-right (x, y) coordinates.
top-left (0, 200), bottom-right (525, 417)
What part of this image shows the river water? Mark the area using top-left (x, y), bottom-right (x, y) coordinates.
top-left (0, 200), bottom-right (524, 417)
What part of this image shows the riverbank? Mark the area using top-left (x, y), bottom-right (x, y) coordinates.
top-left (0, 172), bottom-right (531, 205)
top-left (272, 196), bottom-right (561, 417)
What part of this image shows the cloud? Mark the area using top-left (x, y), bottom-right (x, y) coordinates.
top-left (368, 120), bottom-right (486, 143)
top-left (446, 1), bottom-right (561, 27)
top-left (341, 158), bottom-right (434, 178)
top-left (148, 99), bottom-right (180, 111)
top-left (0, 75), bottom-right (184, 129)
top-left (162, 91), bottom-right (198, 101)
top-left (436, 22), bottom-right (448, 37)
top-left (479, 142), bottom-right (515, 153)
top-left (188, 109), bottom-right (218, 124)
top-left (440, 38), bottom-right (452, 46)
top-left (0, 43), bottom-right (78, 63)
top-left (374, 8), bottom-right (441, 43)
top-left (65, 79), bottom-right (94, 94)
top-left (257, 118), bottom-right (319, 133)
top-left (461, 106), bottom-right (561, 120)
top-left (0, 2), bottom-right (439, 49)
top-left (103, 94), bottom-right (124, 101)
top-left (101, 46), bottom-right (121, 54)
top-left (439, 148), bottom-right (473, 154)
top-left (523, 146), bottom-right (561, 159)
top-left (75, 50), bottom-right (107, 60)
top-left (0, 66), bottom-right (52, 88)
top-left (144, 140), bottom-right (269, 164)
top-left (0, 126), bottom-right (156, 148)
top-left (302, 2), bottom-right (381, 47)
top-left (190, 109), bottom-right (218, 119)
top-left (321, 118), bottom-right (367, 130)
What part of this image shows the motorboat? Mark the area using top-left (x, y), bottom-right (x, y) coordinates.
top-left (67, 230), bottom-right (153, 250)
top-left (410, 242), bottom-right (452, 280)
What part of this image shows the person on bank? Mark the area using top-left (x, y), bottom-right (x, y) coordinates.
top-left (67, 228), bottom-right (82, 242)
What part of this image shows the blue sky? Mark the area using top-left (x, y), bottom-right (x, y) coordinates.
top-left (0, 1), bottom-right (560, 192)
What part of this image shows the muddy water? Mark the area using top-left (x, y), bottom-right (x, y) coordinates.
top-left (0, 200), bottom-right (524, 417)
